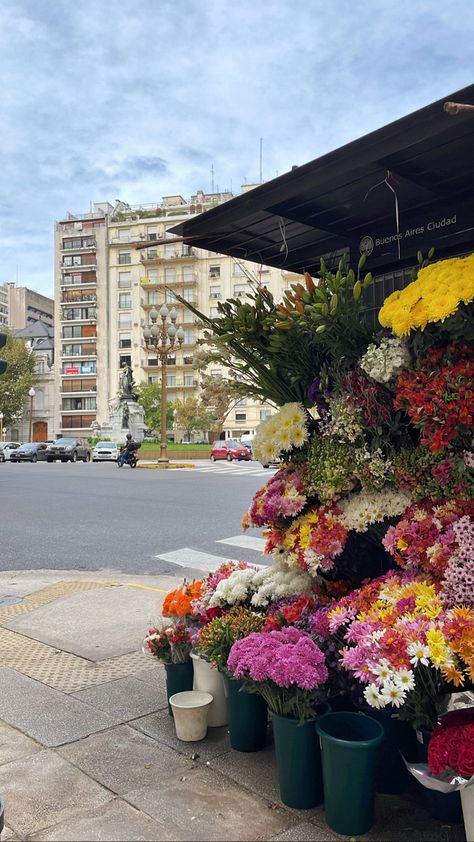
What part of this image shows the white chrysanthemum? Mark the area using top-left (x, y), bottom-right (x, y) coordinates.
top-left (392, 669), bottom-right (416, 692)
top-left (380, 681), bottom-right (407, 709)
top-left (208, 568), bottom-right (257, 608)
top-left (364, 683), bottom-right (385, 709)
top-left (292, 426), bottom-right (308, 448)
top-left (252, 403), bottom-right (308, 463)
top-left (360, 337), bottom-right (411, 383)
top-left (337, 488), bottom-right (411, 533)
top-left (250, 561), bottom-right (312, 607)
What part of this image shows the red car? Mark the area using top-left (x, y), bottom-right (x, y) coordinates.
top-left (210, 440), bottom-right (251, 462)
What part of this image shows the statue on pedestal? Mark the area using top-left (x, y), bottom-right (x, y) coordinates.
top-left (120, 362), bottom-right (137, 400)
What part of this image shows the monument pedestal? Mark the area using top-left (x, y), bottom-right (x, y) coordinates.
top-left (93, 397), bottom-right (146, 445)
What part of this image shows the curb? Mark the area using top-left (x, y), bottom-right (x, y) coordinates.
top-left (137, 463), bottom-right (195, 469)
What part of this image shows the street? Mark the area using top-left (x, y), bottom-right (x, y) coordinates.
top-left (0, 461), bottom-right (273, 576)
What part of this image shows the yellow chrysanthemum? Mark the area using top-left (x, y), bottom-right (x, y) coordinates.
top-left (390, 309), bottom-right (415, 337)
top-left (425, 292), bottom-right (460, 323)
top-left (410, 299), bottom-right (429, 329)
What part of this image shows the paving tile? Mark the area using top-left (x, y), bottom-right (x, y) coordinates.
top-left (269, 823), bottom-right (337, 841)
top-left (124, 765), bottom-right (294, 841)
top-left (0, 749), bottom-right (112, 837)
top-left (72, 676), bottom-right (168, 721)
top-left (58, 724), bottom-right (193, 796)
top-left (132, 663), bottom-right (167, 690)
top-left (129, 709), bottom-right (231, 760)
top-left (0, 719), bottom-right (41, 765)
top-left (0, 669), bottom-right (120, 746)
top-left (211, 741), bottom-right (281, 803)
top-left (28, 798), bottom-right (174, 841)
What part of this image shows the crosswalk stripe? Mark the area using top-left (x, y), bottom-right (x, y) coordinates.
top-left (155, 547), bottom-right (268, 572)
top-left (216, 535), bottom-right (267, 552)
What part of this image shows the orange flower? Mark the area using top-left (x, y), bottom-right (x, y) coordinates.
top-left (162, 580), bottom-right (204, 618)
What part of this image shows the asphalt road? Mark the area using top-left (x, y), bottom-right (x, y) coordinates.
top-left (0, 460), bottom-right (273, 576)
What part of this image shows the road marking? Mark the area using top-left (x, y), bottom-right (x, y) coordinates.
top-left (118, 582), bottom-right (169, 593)
top-left (216, 535), bottom-right (267, 552)
top-left (155, 548), bottom-right (241, 572)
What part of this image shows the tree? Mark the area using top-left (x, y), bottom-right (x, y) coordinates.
top-left (0, 331), bottom-right (36, 427)
top-left (135, 382), bottom-right (173, 433)
top-left (173, 397), bottom-right (213, 442)
top-left (199, 373), bottom-right (243, 435)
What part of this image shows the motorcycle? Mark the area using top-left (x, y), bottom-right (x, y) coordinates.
top-left (117, 446), bottom-right (139, 468)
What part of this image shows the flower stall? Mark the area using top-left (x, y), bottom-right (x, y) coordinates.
top-left (146, 250), bottom-right (473, 837)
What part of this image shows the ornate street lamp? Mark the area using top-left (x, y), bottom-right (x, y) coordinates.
top-left (0, 412), bottom-right (3, 441)
top-left (28, 388), bottom-right (35, 442)
top-left (143, 304), bottom-right (184, 464)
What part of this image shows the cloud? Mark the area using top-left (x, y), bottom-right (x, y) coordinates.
top-left (0, 0), bottom-right (473, 295)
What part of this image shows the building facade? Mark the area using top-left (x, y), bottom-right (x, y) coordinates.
top-left (8, 321), bottom-right (55, 443)
top-left (0, 283), bottom-right (54, 329)
top-left (54, 192), bottom-right (290, 441)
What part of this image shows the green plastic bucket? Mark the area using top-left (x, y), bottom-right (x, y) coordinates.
top-left (164, 661), bottom-right (194, 716)
top-left (357, 704), bottom-right (416, 794)
top-left (224, 675), bottom-right (268, 752)
top-left (316, 711), bottom-right (384, 835)
top-left (273, 713), bottom-right (325, 809)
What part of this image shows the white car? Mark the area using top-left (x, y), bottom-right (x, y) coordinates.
top-left (0, 441), bottom-right (22, 462)
top-left (92, 441), bottom-right (119, 462)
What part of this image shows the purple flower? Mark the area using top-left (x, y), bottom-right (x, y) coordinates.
top-left (227, 627), bottom-right (328, 691)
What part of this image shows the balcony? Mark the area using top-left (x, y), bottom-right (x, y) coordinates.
top-left (140, 248), bottom-right (197, 264)
top-left (61, 243), bottom-right (96, 253)
top-left (61, 262), bottom-right (97, 273)
top-left (61, 292), bottom-right (97, 304)
top-left (140, 278), bottom-right (198, 291)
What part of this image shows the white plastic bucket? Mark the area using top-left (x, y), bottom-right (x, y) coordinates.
top-left (169, 691), bottom-right (213, 741)
top-left (191, 652), bottom-right (228, 727)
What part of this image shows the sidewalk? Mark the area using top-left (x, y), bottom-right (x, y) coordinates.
top-left (0, 570), bottom-right (466, 841)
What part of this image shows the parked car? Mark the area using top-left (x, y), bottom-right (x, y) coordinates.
top-left (240, 434), bottom-right (255, 456)
top-left (45, 438), bottom-right (91, 463)
top-left (0, 442), bottom-right (21, 462)
top-left (210, 440), bottom-right (251, 462)
top-left (92, 441), bottom-right (119, 462)
top-left (10, 442), bottom-right (49, 463)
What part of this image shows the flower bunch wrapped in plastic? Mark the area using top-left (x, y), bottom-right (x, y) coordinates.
top-left (330, 573), bottom-right (474, 729)
top-left (394, 344), bottom-right (474, 452)
top-left (359, 336), bottom-right (412, 383)
top-left (227, 627), bottom-right (328, 719)
top-left (383, 498), bottom-right (474, 580)
top-left (306, 437), bottom-right (356, 502)
top-left (252, 403), bottom-right (308, 465)
top-left (196, 606), bottom-right (265, 670)
top-left (191, 561), bottom-right (254, 622)
top-left (378, 253), bottom-right (474, 336)
top-left (264, 504), bottom-right (348, 575)
top-left (242, 467), bottom-right (307, 530)
top-left (143, 622), bottom-right (192, 664)
top-left (208, 559), bottom-right (313, 610)
top-left (162, 580), bottom-right (204, 619)
top-left (428, 708), bottom-right (474, 780)
top-left (337, 488), bottom-right (411, 533)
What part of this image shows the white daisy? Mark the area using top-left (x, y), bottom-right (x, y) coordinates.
top-left (392, 669), bottom-right (415, 691)
top-left (363, 683), bottom-right (385, 709)
top-left (380, 682), bottom-right (407, 708)
top-left (407, 641), bottom-right (430, 667)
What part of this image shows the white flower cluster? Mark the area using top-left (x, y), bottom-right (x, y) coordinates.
top-left (359, 337), bottom-right (411, 383)
top-left (208, 560), bottom-right (312, 609)
top-left (250, 561), bottom-right (313, 608)
top-left (338, 488), bottom-right (411, 533)
top-left (363, 658), bottom-right (416, 710)
top-left (252, 403), bottom-right (308, 465)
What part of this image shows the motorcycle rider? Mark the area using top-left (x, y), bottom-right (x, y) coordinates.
top-left (118, 432), bottom-right (138, 466)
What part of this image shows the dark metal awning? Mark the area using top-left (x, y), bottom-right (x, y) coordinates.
top-left (171, 85), bottom-right (474, 275)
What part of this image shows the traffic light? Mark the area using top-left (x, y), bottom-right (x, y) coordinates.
top-left (0, 332), bottom-right (7, 375)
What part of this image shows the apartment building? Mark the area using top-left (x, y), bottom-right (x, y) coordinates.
top-left (0, 282), bottom-right (54, 329)
top-left (54, 191), bottom-right (289, 440)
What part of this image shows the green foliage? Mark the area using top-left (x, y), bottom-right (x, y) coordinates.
top-left (135, 382), bottom-right (174, 432)
top-left (87, 437), bottom-right (112, 446)
top-left (173, 397), bottom-right (213, 440)
top-left (0, 331), bottom-right (36, 426)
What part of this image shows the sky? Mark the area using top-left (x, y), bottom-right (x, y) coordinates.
top-left (1, 0), bottom-right (473, 299)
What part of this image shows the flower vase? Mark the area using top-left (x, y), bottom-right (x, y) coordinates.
top-left (164, 661), bottom-right (194, 716)
top-left (191, 652), bottom-right (228, 727)
top-left (224, 675), bottom-right (268, 752)
top-left (272, 713), bottom-right (324, 809)
top-left (415, 728), bottom-right (463, 823)
top-left (461, 786), bottom-right (474, 842)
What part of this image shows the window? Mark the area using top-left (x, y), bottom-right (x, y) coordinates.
top-left (183, 330), bottom-right (194, 345)
top-left (184, 374), bottom-right (195, 386)
top-left (146, 248), bottom-right (158, 259)
top-left (147, 291), bottom-right (159, 305)
top-left (232, 263), bottom-right (246, 276)
top-left (210, 369), bottom-right (222, 377)
top-left (118, 293), bottom-right (131, 309)
top-left (235, 398), bottom-right (247, 406)
top-left (148, 375), bottom-right (159, 383)
top-left (118, 251), bottom-right (131, 265)
top-left (62, 343), bottom-right (82, 356)
top-left (233, 283), bottom-right (248, 297)
top-left (183, 355), bottom-right (193, 365)
top-left (164, 267), bottom-right (176, 282)
top-left (118, 314), bottom-right (132, 328)
top-left (148, 269), bottom-right (158, 282)
top-left (165, 289), bottom-right (177, 304)
top-left (62, 362), bottom-right (96, 374)
top-left (182, 265), bottom-right (194, 281)
top-left (166, 374), bottom-right (176, 387)
top-left (35, 362), bottom-right (45, 375)
top-left (235, 412), bottom-right (247, 421)
top-left (209, 265), bottom-right (220, 279)
top-left (119, 334), bottom-right (131, 349)
top-left (164, 244), bottom-right (177, 258)
top-left (62, 325), bottom-right (82, 338)
top-left (182, 288), bottom-right (194, 302)
top-left (209, 285), bottom-right (221, 298)
top-left (118, 272), bottom-right (132, 288)
top-left (63, 274), bottom-right (84, 286)
top-left (260, 409), bottom-right (272, 420)
top-left (63, 255), bottom-right (82, 267)
top-left (118, 228), bottom-right (130, 242)
top-left (210, 307), bottom-right (219, 318)
top-left (62, 414), bottom-right (96, 429)
top-left (147, 226), bottom-right (158, 240)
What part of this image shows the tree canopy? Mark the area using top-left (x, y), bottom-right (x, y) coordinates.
top-left (0, 331), bottom-right (37, 426)
top-left (135, 382), bottom-right (174, 432)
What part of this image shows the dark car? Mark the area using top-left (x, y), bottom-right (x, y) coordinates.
top-left (45, 437), bottom-right (91, 463)
top-left (10, 442), bottom-right (49, 463)
top-left (210, 440), bottom-right (251, 462)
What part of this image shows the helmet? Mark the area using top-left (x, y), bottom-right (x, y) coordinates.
top-left (126, 433), bottom-right (132, 440)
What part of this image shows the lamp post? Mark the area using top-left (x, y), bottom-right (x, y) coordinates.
top-left (143, 304), bottom-right (184, 464)
top-left (28, 388), bottom-right (35, 442)
top-left (0, 412), bottom-right (3, 441)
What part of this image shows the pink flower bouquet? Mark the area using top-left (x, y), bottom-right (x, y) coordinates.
top-left (227, 626), bottom-right (328, 719)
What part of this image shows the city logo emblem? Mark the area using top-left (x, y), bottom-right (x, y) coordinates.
top-left (359, 235), bottom-right (374, 257)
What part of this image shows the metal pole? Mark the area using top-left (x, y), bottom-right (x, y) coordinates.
top-left (29, 394), bottom-right (34, 442)
top-left (158, 355), bottom-right (168, 464)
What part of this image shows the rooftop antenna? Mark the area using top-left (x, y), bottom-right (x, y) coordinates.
top-left (259, 138), bottom-right (263, 183)
top-left (210, 164), bottom-right (215, 193)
